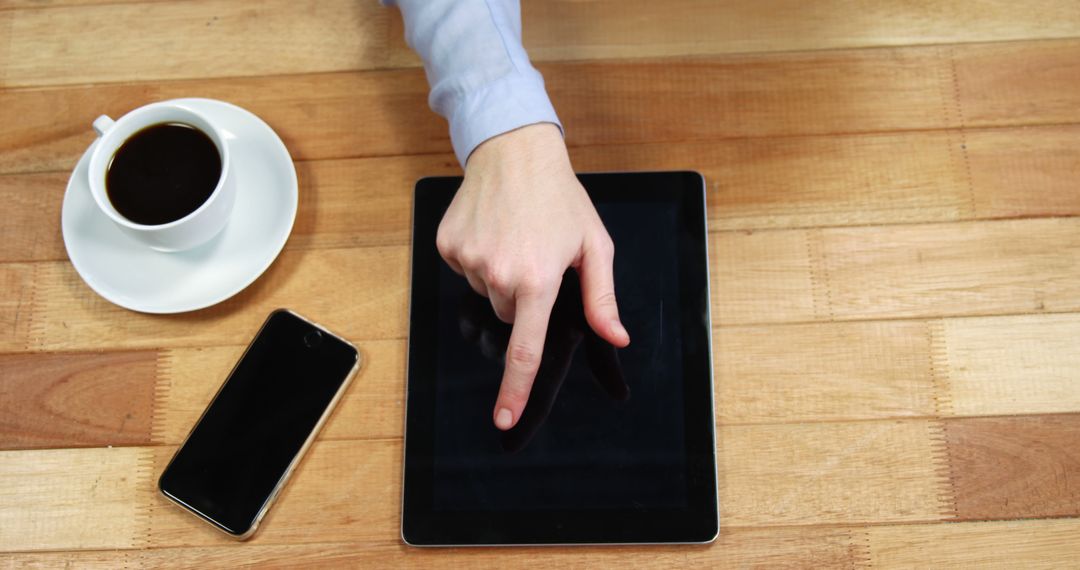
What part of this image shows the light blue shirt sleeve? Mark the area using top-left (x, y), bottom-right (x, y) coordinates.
top-left (384, 0), bottom-right (562, 167)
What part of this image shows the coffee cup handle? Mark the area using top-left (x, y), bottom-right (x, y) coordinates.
top-left (92, 115), bottom-right (115, 137)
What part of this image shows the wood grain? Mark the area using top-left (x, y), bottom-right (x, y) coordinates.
top-left (966, 126), bottom-right (1080, 219)
top-left (145, 441), bottom-right (402, 547)
top-left (0, 446), bottom-right (151, 551)
top-left (0, 351), bottom-right (156, 450)
top-left (8, 0), bottom-right (1080, 88)
top-left (942, 314), bottom-right (1080, 417)
top-left (712, 229), bottom-right (818, 325)
top-left (521, 1), bottom-right (1080, 62)
top-left (7, 123), bottom-right (1080, 266)
top-left (821, 218), bottom-right (1080, 321)
top-left (944, 414), bottom-right (1080, 521)
top-left (6, 38), bottom-right (1080, 177)
top-left (5, 0), bottom-right (1080, 564)
top-left (0, 0), bottom-right (393, 87)
top-left (546, 47), bottom-right (957, 146)
top-left (0, 263), bottom-right (34, 352)
top-left (289, 156), bottom-right (447, 252)
top-left (0, 0), bottom-right (172, 8)
top-left (155, 340), bottom-right (406, 445)
top-left (25, 246), bottom-right (409, 352)
top-left (3, 417), bottom-right (1076, 553)
top-left (574, 131), bottom-right (973, 231)
top-left (955, 41), bottom-right (1080, 127)
top-left (0, 171), bottom-right (66, 263)
top-left (719, 420), bottom-right (946, 526)
top-left (10, 216), bottom-right (1080, 353)
top-left (0, 154), bottom-right (445, 264)
top-left (0, 69), bottom-right (442, 175)
top-left (0, 44), bottom-right (957, 173)
top-left (866, 518), bottom-right (1080, 568)
top-left (0, 526), bottom-right (858, 568)
top-left (6, 122), bottom-right (1079, 273)
top-left (0, 423), bottom-right (938, 551)
top-left (4, 310), bottom-right (1078, 452)
top-left (716, 320), bottom-right (937, 424)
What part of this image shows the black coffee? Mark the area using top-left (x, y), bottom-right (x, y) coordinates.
top-left (106, 122), bottom-right (222, 225)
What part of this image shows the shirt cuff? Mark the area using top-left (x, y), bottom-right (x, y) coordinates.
top-left (446, 71), bottom-right (563, 167)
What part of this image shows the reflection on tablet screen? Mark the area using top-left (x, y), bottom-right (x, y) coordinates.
top-left (432, 201), bottom-right (687, 512)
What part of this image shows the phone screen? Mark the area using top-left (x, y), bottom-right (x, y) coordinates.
top-left (159, 310), bottom-right (359, 537)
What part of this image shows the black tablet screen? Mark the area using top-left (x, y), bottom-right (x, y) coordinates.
top-left (432, 199), bottom-right (686, 511)
top-left (405, 172), bottom-right (717, 545)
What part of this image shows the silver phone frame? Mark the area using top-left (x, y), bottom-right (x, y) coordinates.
top-left (158, 308), bottom-right (362, 540)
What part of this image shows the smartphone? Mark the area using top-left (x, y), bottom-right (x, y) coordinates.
top-left (158, 309), bottom-right (361, 539)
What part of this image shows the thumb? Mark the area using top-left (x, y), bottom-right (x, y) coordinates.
top-left (578, 234), bottom-right (630, 348)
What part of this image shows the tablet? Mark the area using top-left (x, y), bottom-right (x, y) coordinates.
top-left (403, 171), bottom-right (717, 546)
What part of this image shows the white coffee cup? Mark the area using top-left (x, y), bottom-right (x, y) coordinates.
top-left (88, 101), bottom-right (237, 252)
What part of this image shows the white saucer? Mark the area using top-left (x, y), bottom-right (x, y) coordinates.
top-left (62, 98), bottom-right (298, 313)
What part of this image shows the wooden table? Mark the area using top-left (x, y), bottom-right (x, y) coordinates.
top-left (3, 1), bottom-right (1080, 567)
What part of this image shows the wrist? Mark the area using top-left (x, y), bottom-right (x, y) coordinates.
top-left (466, 123), bottom-right (568, 171)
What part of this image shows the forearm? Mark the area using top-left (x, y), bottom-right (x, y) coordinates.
top-left (387, 0), bottom-right (562, 166)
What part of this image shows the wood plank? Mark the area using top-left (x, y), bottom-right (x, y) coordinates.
top-left (0, 526), bottom-right (860, 567)
top-left (821, 217), bottom-right (1080, 322)
top-left (9, 417), bottom-right (1076, 553)
top-left (0, 171), bottom-right (67, 263)
top-left (145, 440), bottom-right (402, 546)
top-left (1, 0), bottom-right (393, 88)
top-left (943, 414), bottom-right (1080, 521)
top-left (0, 0), bottom-right (169, 8)
top-left (0, 446), bottom-right (150, 551)
top-left (942, 314), bottom-right (1080, 417)
top-left (717, 320), bottom-right (937, 424)
top-left (0, 263), bottom-right (34, 352)
top-left (0, 0), bottom-right (170, 7)
top-left (1, 424), bottom-right (938, 551)
top-left (11, 310), bottom-right (1080, 452)
top-left (546, 46), bottom-right (956, 146)
top-left (956, 41), bottom-right (1080, 127)
top-left (19, 216), bottom-right (1080, 351)
top-left (0, 69), bottom-right (442, 175)
top-left (7, 0), bottom-right (1080, 88)
top-left (521, 1), bottom-right (1080, 62)
top-left (712, 229), bottom-right (818, 325)
top-left (10, 123), bottom-right (1080, 278)
top-left (0, 351), bottom-right (156, 450)
top-left (0, 12), bottom-right (10, 84)
top-left (0, 47), bottom-right (943, 173)
top-left (966, 126), bottom-right (1080, 219)
top-left (0, 46), bottom-right (948, 175)
top-left (7, 38), bottom-right (1080, 177)
top-left (0, 153), bottom-right (443, 263)
top-left (10, 123), bottom-right (1080, 264)
top-left (573, 130), bottom-right (973, 231)
top-left (289, 155), bottom-right (449, 252)
top-left (25, 246), bottom-right (409, 352)
top-left (866, 518), bottom-right (1080, 568)
top-left (154, 340), bottom-right (406, 445)
top-left (719, 313), bottom-right (1080, 424)
top-left (719, 419), bottom-right (946, 526)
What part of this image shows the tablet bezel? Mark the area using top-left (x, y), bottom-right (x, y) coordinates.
top-left (402, 171), bottom-right (717, 546)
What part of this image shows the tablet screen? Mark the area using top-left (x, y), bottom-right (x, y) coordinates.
top-left (433, 199), bottom-right (686, 512)
top-left (404, 172), bottom-right (717, 545)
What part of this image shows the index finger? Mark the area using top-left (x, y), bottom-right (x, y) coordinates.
top-left (493, 289), bottom-right (557, 431)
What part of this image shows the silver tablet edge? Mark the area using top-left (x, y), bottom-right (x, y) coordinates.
top-left (400, 172), bottom-right (720, 547)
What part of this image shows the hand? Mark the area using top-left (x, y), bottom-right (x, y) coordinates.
top-left (457, 273), bottom-right (628, 452)
top-left (436, 123), bottom-right (631, 431)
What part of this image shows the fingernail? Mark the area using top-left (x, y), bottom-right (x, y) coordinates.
top-left (612, 320), bottom-right (629, 343)
top-left (495, 408), bottom-right (513, 430)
